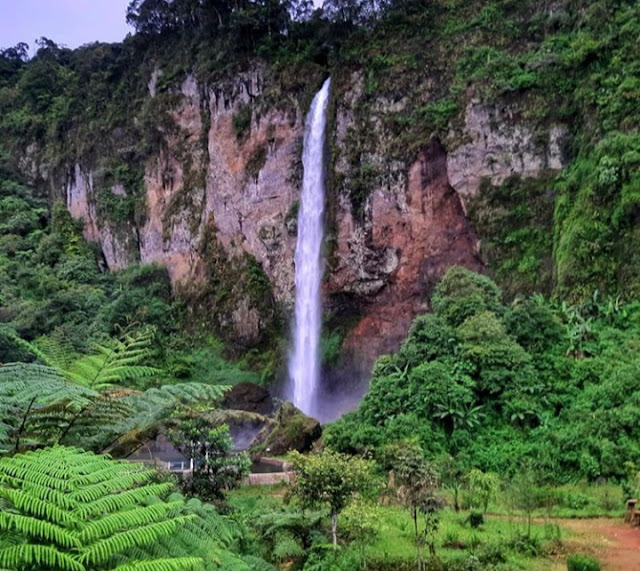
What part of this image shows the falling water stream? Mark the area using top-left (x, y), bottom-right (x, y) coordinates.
top-left (288, 78), bottom-right (331, 418)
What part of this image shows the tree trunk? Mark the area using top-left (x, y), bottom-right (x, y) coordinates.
top-left (413, 507), bottom-right (422, 571)
top-left (331, 511), bottom-right (338, 549)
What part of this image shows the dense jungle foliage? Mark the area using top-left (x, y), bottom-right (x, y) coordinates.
top-left (328, 266), bottom-right (640, 481)
top-left (3, 0), bottom-right (640, 569)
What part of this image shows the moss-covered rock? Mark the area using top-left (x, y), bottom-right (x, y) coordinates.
top-left (252, 402), bottom-right (322, 456)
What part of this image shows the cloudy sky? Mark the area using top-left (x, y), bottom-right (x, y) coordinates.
top-left (0, 0), bottom-right (133, 52)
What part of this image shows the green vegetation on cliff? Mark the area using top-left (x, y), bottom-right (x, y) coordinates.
top-left (2, 0), bottom-right (640, 302)
top-left (331, 0), bottom-right (640, 300)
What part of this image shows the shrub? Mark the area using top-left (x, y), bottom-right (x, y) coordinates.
top-left (469, 512), bottom-right (484, 528)
top-left (507, 533), bottom-right (543, 557)
top-left (477, 543), bottom-right (508, 565)
top-left (563, 490), bottom-right (592, 510)
top-left (446, 555), bottom-right (483, 571)
top-left (431, 267), bottom-right (503, 327)
top-left (567, 553), bottom-right (601, 571)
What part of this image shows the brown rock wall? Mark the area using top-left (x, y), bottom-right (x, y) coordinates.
top-left (335, 140), bottom-right (482, 376)
top-left (62, 66), bottom-right (567, 383)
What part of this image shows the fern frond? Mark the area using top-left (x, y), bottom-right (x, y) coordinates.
top-left (152, 383), bottom-right (229, 402)
top-left (0, 544), bottom-right (85, 571)
top-left (64, 328), bottom-right (160, 390)
top-left (0, 489), bottom-right (76, 524)
top-left (122, 492), bottom-right (250, 570)
top-left (0, 446), bottom-right (221, 570)
top-left (0, 326), bottom-right (57, 368)
top-left (78, 502), bottom-right (184, 543)
top-left (3, 479), bottom-right (76, 509)
top-left (69, 470), bottom-right (155, 502)
top-left (34, 329), bottom-right (79, 370)
top-left (78, 517), bottom-right (193, 566)
top-left (0, 360), bottom-right (231, 464)
top-left (0, 512), bottom-right (81, 548)
top-left (74, 483), bottom-right (174, 519)
top-left (0, 363), bottom-right (99, 451)
top-left (272, 533), bottom-right (305, 561)
top-left (111, 557), bottom-right (203, 570)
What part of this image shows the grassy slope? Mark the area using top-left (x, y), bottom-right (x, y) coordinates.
top-left (229, 481), bottom-right (625, 570)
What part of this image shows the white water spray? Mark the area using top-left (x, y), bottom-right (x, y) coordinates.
top-left (288, 78), bottom-right (331, 417)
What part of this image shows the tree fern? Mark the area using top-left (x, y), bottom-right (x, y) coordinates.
top-left (0, 362), bottom-right (230, 454)
top-left (60, 328), bottom-right (160, 391)
top-left (33, 329), bottom-right (79, 371)
top-left (250, 508), bottom-right (324, 566)
top-left (102, 384), bottom-right (230, 454)
top-left (14, 327), bottom-right (159, 391)
top-left (0, 363), bottom-right (99, 453)
top-left (126, 495), bottom-right (255, 571)
top-left (272, 533), bottom-right (305, 562)
top-left (0, 446), bottom-right (203, 571)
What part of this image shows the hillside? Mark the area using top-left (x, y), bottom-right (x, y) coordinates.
top-left (3, 2), bottom-right (640, 570)
top-left (2, 0), bottom-right (640, 379)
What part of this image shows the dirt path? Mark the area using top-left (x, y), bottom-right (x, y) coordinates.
top-left (551, 518), bottom-right (640, 570)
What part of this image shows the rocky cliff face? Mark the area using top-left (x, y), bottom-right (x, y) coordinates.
top-left (65, 68), bottom-right (303, 345)
top-left (324, 75), bottom-right (567, 377)
top-left (62, 66), bottom-right (567, 376)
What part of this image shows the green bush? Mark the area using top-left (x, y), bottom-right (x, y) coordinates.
top-left (469, 512), bottom-right (484, 528)
top-left (431, 267), bottom-right (504, 328)
top-left (446, 555), bottom-right (483, 571)
top-left (477, 543), bottom-right (507, 565)
top-left (567, 553), bottom-right (601, 571)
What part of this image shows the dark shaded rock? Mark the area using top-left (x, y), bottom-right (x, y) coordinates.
top-left (252, 402), bottom-right (321, 455)
top-left (222, 382), bottom-right (273, 415)
top-left (227, 413), bottom-right (272, 451)
top-left (126, 434), bottom-right (187, 465)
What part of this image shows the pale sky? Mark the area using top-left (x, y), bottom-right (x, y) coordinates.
top-left (0, 0), bottom-right (133, 52)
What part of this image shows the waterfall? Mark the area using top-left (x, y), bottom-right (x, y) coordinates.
top-left (288, 78), bottom-right (331, 418)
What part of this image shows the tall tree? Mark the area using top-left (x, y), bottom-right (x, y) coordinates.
top-left (289, 449), bottom-right (374, 548)
top-left (126, 0), bottom-right (178, 35)
top-left (392, 442), bottom-right (440, 570)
